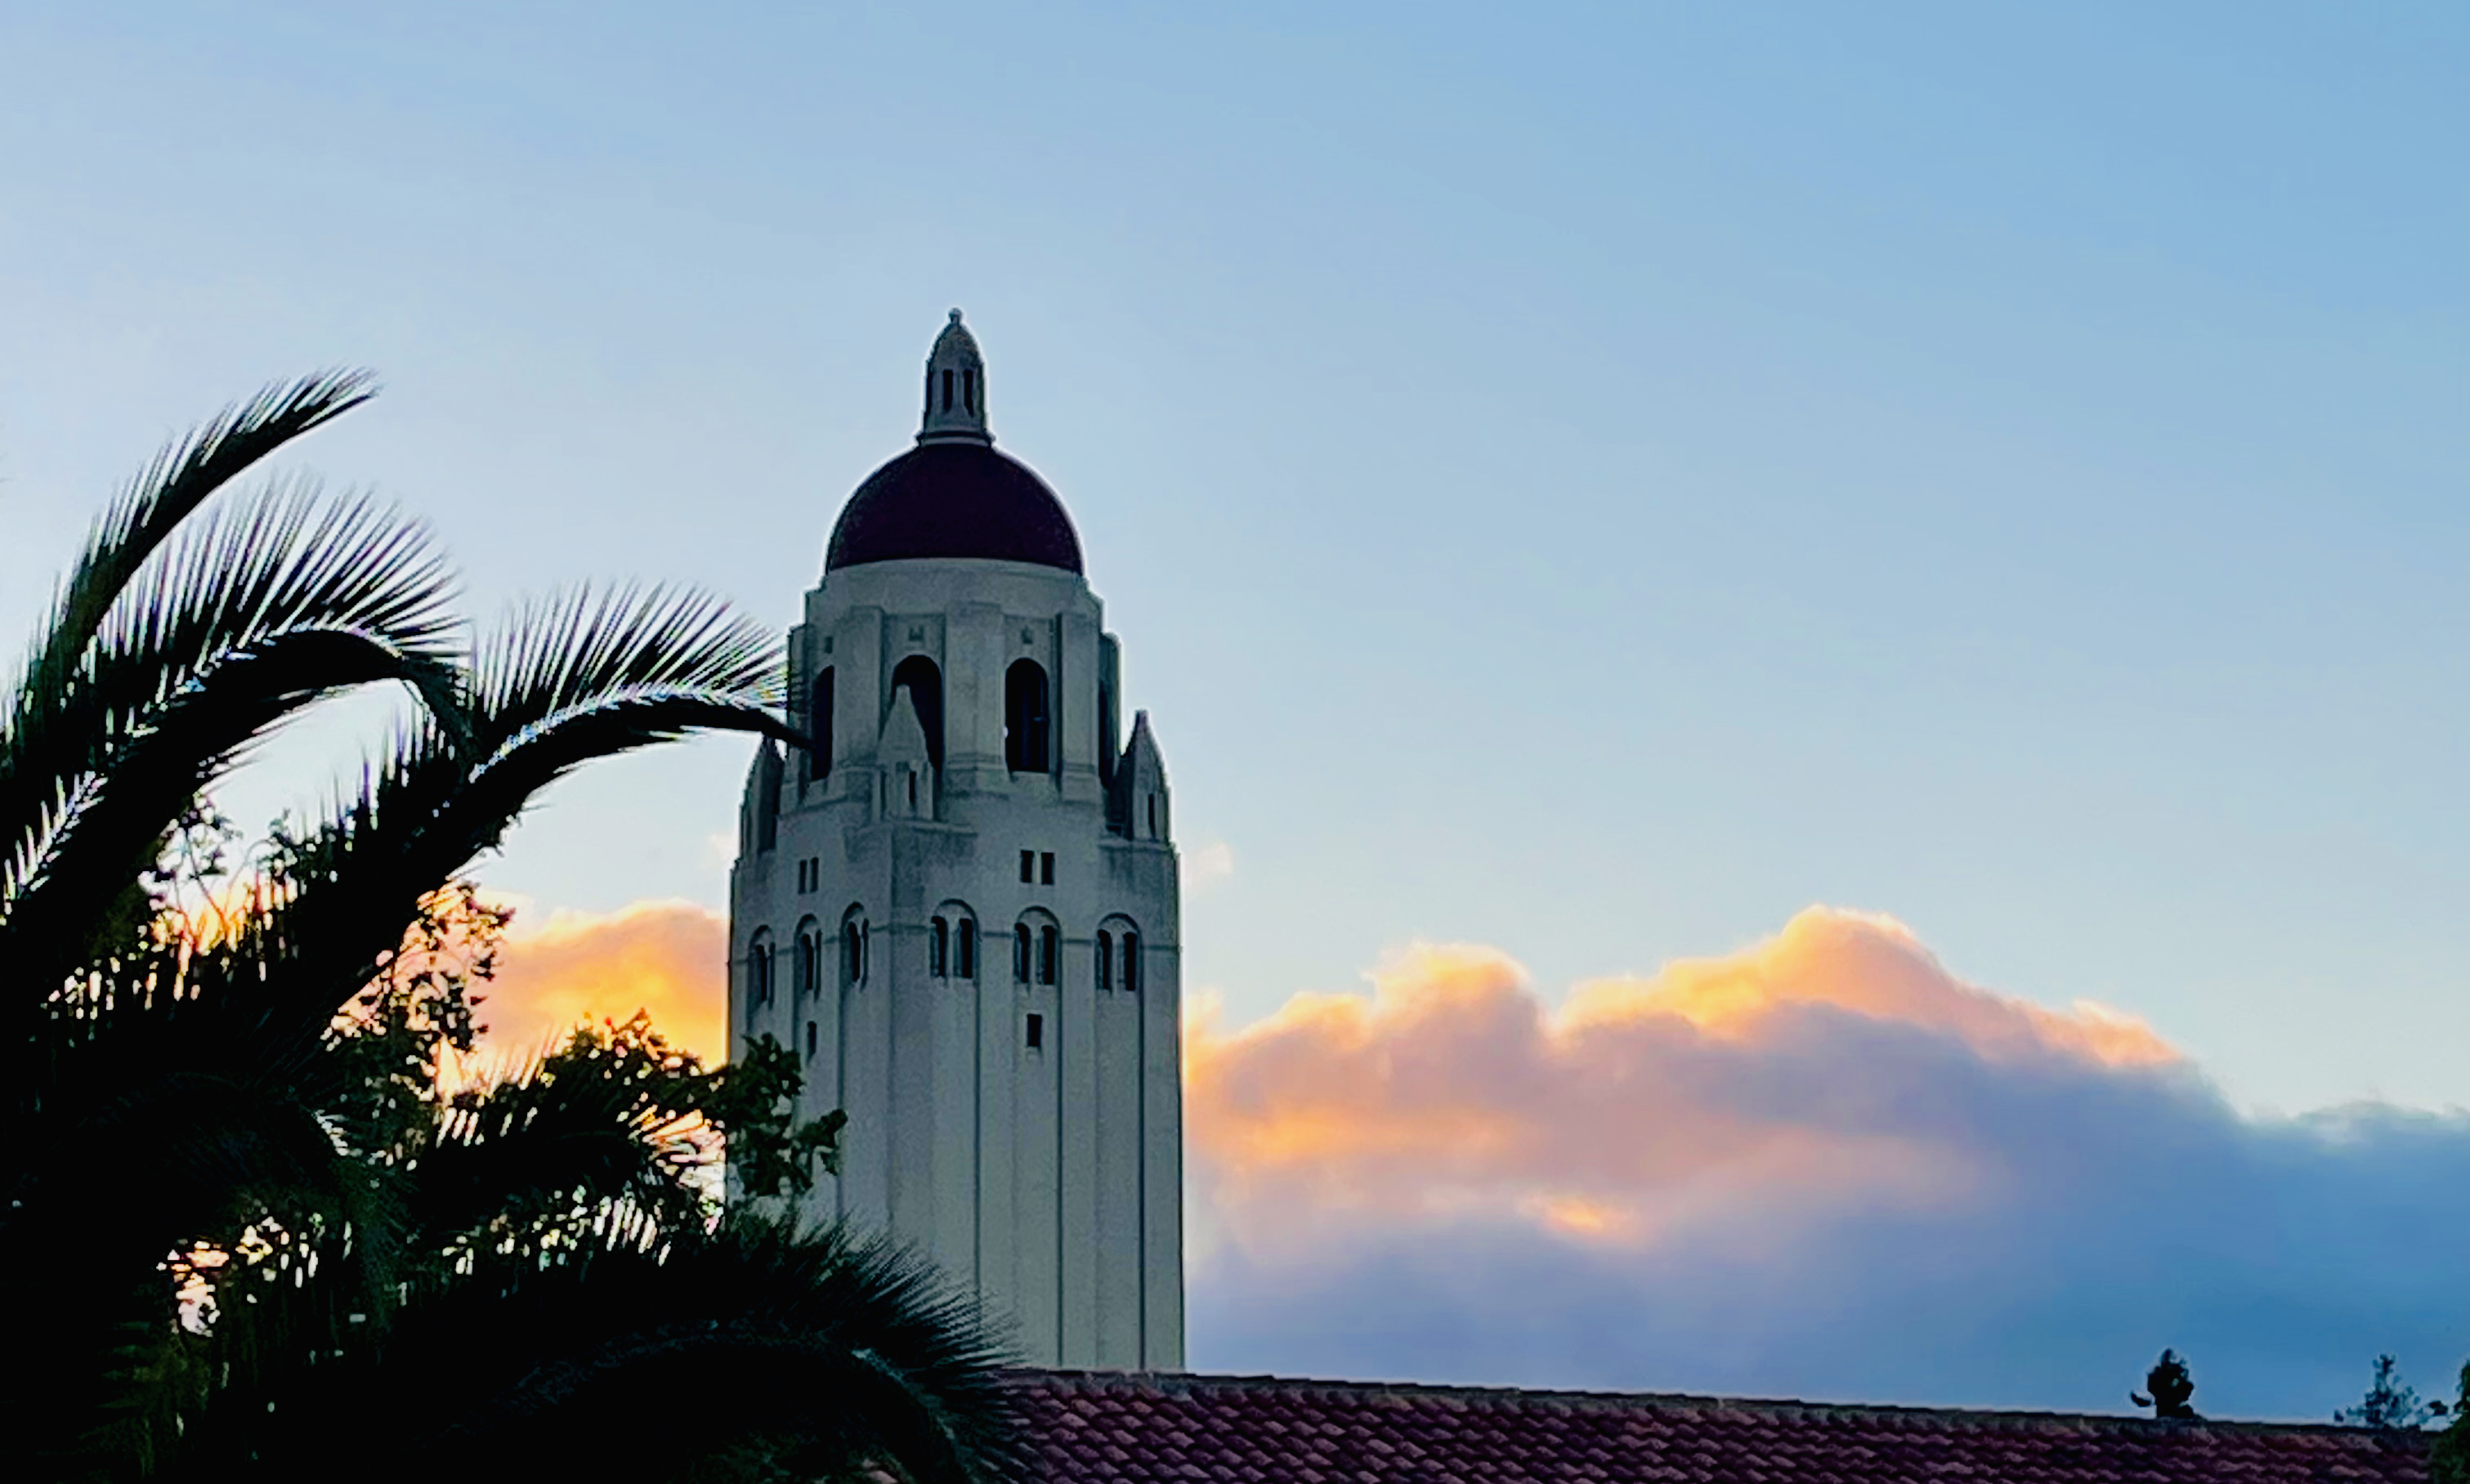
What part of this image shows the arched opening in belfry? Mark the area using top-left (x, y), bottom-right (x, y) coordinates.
top-left (1005, 659), bottom-right (1050, 774)
top-left (889, 654), bottom-right (943, 771)
top-left (745, 931), bottom-right (775, 1017)
top-left (931, 901), bottom-right (977, 981)
top-left (1098, 914), bottom-right (1139, 993)
top-left (793, 917), bottom-right (822, 1001)
top-left (808, 666), bottom-right (835, 781)
top-left (840, 908), bottom-right (866, 988)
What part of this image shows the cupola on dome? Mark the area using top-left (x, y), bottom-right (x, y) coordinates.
top-left (823, 311), bottom-right (1085, 575)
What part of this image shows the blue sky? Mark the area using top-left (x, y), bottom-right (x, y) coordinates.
top-left (4, 0), bottom-right (2466, 1136)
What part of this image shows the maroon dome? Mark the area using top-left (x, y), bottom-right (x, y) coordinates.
top-left (824, 441), bottom-right (1084, 574)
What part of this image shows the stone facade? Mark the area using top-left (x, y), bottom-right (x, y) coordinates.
top-left (729, 313), bottom-right (1184, 1371)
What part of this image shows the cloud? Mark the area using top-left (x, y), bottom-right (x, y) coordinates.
top-left (477, 899), bottom-right (727, 1061)
top-left (1186, 839), bottom-right (1236, 896)
top-left (1185, 908), bottom-right (2470, 1419)
top-left (466, 894), bottom-right (2470, 1419)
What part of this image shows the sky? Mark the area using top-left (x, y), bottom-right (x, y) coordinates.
top-left (5, 0), bottom-right (2468, 1419)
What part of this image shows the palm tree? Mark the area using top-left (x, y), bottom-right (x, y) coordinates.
top-left (1, 376), bottom-right (1029, 1484)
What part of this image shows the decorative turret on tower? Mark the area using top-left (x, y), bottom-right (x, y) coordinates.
top-left (920, 308), bottom-right (992, 445)
top-left (730, 312), bottom-right (1184, 1372)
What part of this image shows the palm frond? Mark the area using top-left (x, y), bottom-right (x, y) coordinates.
top-left (221, 594), bottom-right (792, 1063)
top-left (2, 483), bottom-right (459, 924)
top-left (471, 584), bottom-right (783, 740)
top-left (456, 688), bottom-right (794, 852)
top-left (197, 1215), bottom-right (1031, 1484)
top-left (2, 373), bottom-right (377, 880)
top-left (7, 626), bottom-right (457, 996)
top-left (0, 1069), bottom-right (356, 1467)
top-left (0, 1068), bottom-right (354, 1287)
top-left (9, 371), bottom-right (377, 708)
top-left (0, 379), bottom-right (1016, 1484)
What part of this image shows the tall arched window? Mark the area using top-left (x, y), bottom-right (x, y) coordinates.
top-left (792, 919), bottom-right (821, 1001)
top-left (1099, 917), bottom-right (1141, 995)
top-left (1005, 659), bottom-right (1050, 774)
top-left (1013, 923), bottom-right (1032, 984)
top-left (933, 903), bottom-right (977, 983)
top-left (889, 655), bottom-right (943, 771)
top-left (746, 932), bottom-right (776, 1012)
top-left (1038, 924), bottom-right (1059, 986)
top-left (840, 909), bottom-right (866, 987)
top-left (809, 666), bottom-right (835, 781)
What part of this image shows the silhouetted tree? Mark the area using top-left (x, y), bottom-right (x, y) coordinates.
top-left (2, 377), bottom-right (1027, 1484)
top-left (2430, 1362), bottom-right (2470, 1484)
top-left (2132, 1349), bottom-right (2201, 1419)
top-left (2334, 1354), bottom-right (2448, 1430)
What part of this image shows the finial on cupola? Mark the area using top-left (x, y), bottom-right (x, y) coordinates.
top-left (920, 307), bottom-right (992, 445)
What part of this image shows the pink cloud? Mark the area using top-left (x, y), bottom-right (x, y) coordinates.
top-left (1186, 908), bottom-right (2176, 1257)
top-left (1184, 910), bottom-right (2470, 1417)
top-left (464, 895), bottom-right (2470, 1415)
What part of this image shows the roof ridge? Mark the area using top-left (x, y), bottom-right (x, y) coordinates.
top-left (1010, 1367), bottom-right (2436, 1440)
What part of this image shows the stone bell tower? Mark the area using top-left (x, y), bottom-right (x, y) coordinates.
top-left (729, 311), bottom-right (1184, 1370)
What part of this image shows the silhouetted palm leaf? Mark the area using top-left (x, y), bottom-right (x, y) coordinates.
top-left (2, 1067), bottom-right (369, 1478)
top-left (196, 1216), bottom-right (1031, 1484)
top-left (6, 378), bottom-right (1016, 1484)
top-left (2, 483), bottom-right (459, 986)
top-left (2, 373), bottom-right (382, 902)
top-left (214, 587), bottom-right (794, 1078)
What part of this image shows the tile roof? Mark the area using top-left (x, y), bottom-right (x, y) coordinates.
top-left (1013, 1369), bottom-right (2435, 1484)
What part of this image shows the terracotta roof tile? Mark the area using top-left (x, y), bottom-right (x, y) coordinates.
top-left (1009, 1370), bottom-right (2434, 1484)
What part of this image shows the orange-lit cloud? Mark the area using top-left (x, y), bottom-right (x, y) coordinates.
top-left (1185, 908), bottom-right (2470, 1417)
top-left (465, 893), bottom-right (2470, 1416)
top-left (1559, 908), bottom-right (2176, 1069)
top-left (477, 899), bottom-right (727, 1062)
top-left (1185, 908), bottom-right (2177, 1256)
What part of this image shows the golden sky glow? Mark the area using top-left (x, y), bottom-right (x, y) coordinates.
top-left (477, 898), bottom-right (728, 1062)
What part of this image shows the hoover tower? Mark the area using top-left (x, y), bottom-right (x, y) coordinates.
top-left (729, 311), bottom-right (1183, 1370)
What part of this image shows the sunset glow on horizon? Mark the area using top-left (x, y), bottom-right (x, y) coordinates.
top-left (472, 893), bottom-right (2470, 1414)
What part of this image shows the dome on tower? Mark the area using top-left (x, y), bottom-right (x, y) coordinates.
top-left (824, 310), bottom-right (1085, 575)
